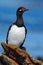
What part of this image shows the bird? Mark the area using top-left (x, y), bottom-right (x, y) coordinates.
top-left (6, 7), bottom-right (28, 50)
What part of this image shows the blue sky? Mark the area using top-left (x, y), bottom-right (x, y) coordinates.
top-left (0, 0), bottom-right (43, 58)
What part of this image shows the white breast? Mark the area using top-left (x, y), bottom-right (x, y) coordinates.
top-left (8, 25), bottom-right (25, 47)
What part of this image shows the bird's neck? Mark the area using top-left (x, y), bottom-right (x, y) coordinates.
top-left (16, 14), bottom-right (24, 27)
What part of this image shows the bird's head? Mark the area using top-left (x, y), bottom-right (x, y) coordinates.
top-left (16, 7), bottom-right (29, 16)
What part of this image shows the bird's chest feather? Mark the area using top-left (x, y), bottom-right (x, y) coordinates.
top-left (8, 25), bottom-right (25, 46)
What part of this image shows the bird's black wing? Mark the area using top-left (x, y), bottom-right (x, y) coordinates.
top-left (6, 24), bottom-right (13, 44)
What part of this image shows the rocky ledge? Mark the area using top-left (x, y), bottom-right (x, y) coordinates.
top-left (0, 42), bottom-right (43, 65)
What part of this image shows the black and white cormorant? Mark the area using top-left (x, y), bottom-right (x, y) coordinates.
top-left (6, 7), bottom-right (28, 49)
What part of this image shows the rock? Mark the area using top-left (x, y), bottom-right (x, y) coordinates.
top-left (0, 42), bottom-right (43, 65)
top-left (37, 57), bottom-right (43, 62)
top-left (0, 54), bottom-right (18, 65)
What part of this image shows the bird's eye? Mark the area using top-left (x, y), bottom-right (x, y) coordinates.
top-left (19, 9), bottom-right (21, 12)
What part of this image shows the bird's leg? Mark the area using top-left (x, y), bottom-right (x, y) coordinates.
top-left (20, 46), bottom-right (26, 51)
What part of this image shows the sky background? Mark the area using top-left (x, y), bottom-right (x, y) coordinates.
top-left (0, 0), bottom-right (43, 58)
